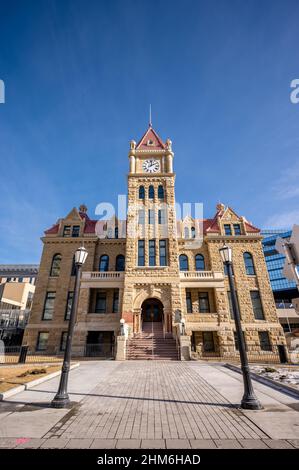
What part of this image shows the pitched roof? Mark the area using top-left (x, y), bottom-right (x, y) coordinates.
top-left (136, 125), bottom-right (166, 150)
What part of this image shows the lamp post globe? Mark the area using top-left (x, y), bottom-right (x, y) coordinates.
top-left (219, 244), bottom-right (262, 410)
top-left (51, 246), bottom-right (88, 408)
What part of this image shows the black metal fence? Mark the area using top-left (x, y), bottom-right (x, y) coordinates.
top-left (84, 343), bottom-right (114, 358)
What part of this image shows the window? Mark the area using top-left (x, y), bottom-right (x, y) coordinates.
top-left (199, 292), bottom-right (210, 313)
top-left (227, 291), bottom-right (240, 319)
top-left (184, 227), bottom-right (189, 239)
top-left (50, 254), bottom-right (62, 277)
top-left (233, 224), bottom-right (241, 235)
top-left (42, 292), bottom-right (55, 320)
top-left (203, 332), bottom-right (215, 352)
top-left (18, 277), bottom-right (23, 283)
top-left (148, 185), bottom-right (155, 199)
top-left (114, 227), bottom-right (118, 239)
top-left (244, 252), bottom-right (255, 275)
top-left (258, 331), bottom-right (272, 351)
top-left (158, 185), bottom-right (164, 199)
top-left (63, 225), bottom-right (71, 237)
top-left (36, 332), bottom-right (49, 351)
top-left (72, 225), bottom-right (80, 237)
top-left (115, 254), bottom-right (125, 271)
top-left (148, 209), bottom-right (155, 225)
top-left (224, 224), bottom-right (232, 235)
top-left (138, 209), bottom-right (145, 225)
top-left (191, 227), bottom-right (196, 238)
top-left (159, 239), bottom-right (167, 266)
top-left (179, 254), bottom-right (189, 271)
top-left (186, 291), bottom-right (192, 313)
top-left (113, 290), bottom-right (119, 313)
top-left (65, 292), bottom-right (74, 320)
top-left (149, 240), bottom-right (156, 266)
top-left (234, 331), bottom-right (247, 351)
top-left (60, 332), bottom-right (68, 351)
top-left (195, 254), bottom-right (205, 271)
top-left (95, 292), bottom-right (107, 313)
top-left (99, 255), bottom-right (109, 272)
top-left (250, 291), bottom-right (265, 320)
top-left (158, 209), bottom-right (166, 225)
top-left (139, 186), bottom-right (145, 199)
top-left (138, 240), bottom-right (145, 266)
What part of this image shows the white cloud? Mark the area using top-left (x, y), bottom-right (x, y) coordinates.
top-left (264, 210), bottom-right (299, 229)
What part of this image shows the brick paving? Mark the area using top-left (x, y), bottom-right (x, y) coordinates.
top-left (44, 362), bottom-right (266, 441)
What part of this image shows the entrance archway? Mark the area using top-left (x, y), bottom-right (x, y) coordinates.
top-left (141, 298), bottom-right (163, 323)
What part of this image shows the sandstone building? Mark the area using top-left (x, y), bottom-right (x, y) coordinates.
top-left (23, 125), bottom-right (287, 361)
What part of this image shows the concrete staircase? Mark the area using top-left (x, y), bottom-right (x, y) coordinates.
top-left (127, 322), bottom-right (178, 360)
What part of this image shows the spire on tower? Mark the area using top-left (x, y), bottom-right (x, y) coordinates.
top-left (149, 104), bottom-right (152, 127)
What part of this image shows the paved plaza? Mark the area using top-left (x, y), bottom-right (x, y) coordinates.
top-left (0, 361), bottom-right (298, 449)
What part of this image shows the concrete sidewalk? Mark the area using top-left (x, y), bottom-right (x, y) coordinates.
top-left (0, 361), bottom-right (298, 449)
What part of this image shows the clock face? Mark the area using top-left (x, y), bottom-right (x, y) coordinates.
top-left (142, 159), bottom-right (160, 173)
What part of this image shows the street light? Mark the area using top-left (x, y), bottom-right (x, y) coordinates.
top-left (51, 246), bottom-right (88, 408)
top-left (219, 244), bottom-right (262, 410)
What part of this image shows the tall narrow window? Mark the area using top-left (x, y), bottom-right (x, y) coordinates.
top-left (250, 291), bottom-right (265, 320)
top-left (113, 290), bottom-right (119, 313)
top-left (186, 291), bottom-right (192, 313)
top-left (149, 240), bottom-right (156, 266)
top-left (184, 227), bottom-right (189, 239)
top-left (139, 186), bottom-right (145, 199)
top-left (99, 255), bottom-right (109, 272)
top-left (95, 292), bottom-right (107, 313)
top-left (63, 225), bottom-right (71, 237)
top-left (179, 254), bottom-right (189, 271)
top-left (138, 240), bottom-right (145, 266)
top-left (114, 227), bottom-right (119, 239)
top-left (36, 332), bottom-right (49, 351)
top-left (138, 209), bottom-right (145, 225)
top-left (224, 224), bottom-right (232, 235)
top-left (159, 239), bottom-right (167, 266)
top-left (244, 252), bottom-right (255, 275)
top-left (158, 209), bottom-right (166, 225)
top-left (233, 224), bottom-right (241, 235)
top-left (195, 254), bottom-right (205, 271)
top-left (148, 185), bottom-right (155, 199)
top-left (115, 255), bottom-right (125, 271)
top-left (65, 291), bottom-right (74, 320)
top-left (72, 225), bottom-right (80, 237)
top-left (148, 209), bottom-right (154, 225)
top-left (191, 227), bottom-right (196, 238)
top-left (258, 331), bottom-right (272, 351)
top-left (50, 254), bottom-right (62, 277)
top-left (227, 291), bottom-right (240, 319)
top-left (42, 292), bottom-right (55, 320)
top-left (158, 185), bottom-right (164, 199)
top-left (199, 292), bottom-right (210, 313)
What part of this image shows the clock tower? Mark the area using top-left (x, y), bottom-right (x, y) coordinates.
top-left (122, 124), bottom-right (182, 335)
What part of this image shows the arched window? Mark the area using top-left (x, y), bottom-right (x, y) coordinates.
top-left (148, 185), bottom-right (155, 199)
top-left (179, 254), bottom-right (189, 271)
top-left (50, 254), bottom-right (62, 277)
top-left (115, 254), bottom-right (125, 271)
top-left (244, 252), bottom-right (255, 275)
top-left (184, 227), bottom-right (189, 239)
top-left (115, 227), bottom-right (118, 239)
top-left (195, 254), bottom-right (205, 271)
top-left (139, 186), bottom-right (145, 199)
top-left (191, 227), bottom-right (196, 238)
top-left (158, 185), bottom-right (164, 199)
top-left (99, 255), bottom-right (109, 272)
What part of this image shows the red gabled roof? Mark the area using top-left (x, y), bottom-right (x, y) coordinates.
top-left (136, 125), bottom-right (166, 150)
top-left (44, 223), bottom-right (59, 235)
top-left (244, 221), bottom-right (260, 233)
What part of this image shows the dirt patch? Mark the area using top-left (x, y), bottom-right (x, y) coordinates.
top-left (0, 364), bottom-right (62, 393)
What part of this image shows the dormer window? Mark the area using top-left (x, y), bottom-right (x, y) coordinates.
top-left (224, 224), bottom-right (232, 236)
top-left (72, 226), bottom-right (80, 237)
top-left (63, 225), bottom-right (71, 237)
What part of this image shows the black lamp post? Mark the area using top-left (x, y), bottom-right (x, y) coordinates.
top-left (51, 246), bottom-right (88, 408)
top-left (219, 244), bottom-right (262, 410)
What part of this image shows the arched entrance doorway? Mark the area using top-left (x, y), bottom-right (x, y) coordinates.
top-left (141, 298), bottom-right (163, 323)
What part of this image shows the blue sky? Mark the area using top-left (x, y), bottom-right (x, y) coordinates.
top-left (0, 0), bottom-right (299, 263)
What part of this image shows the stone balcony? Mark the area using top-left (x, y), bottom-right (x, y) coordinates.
top-left (81, 271), bottom-right (125, 288)
top-left (179, 271), bottom-right (224, 287)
